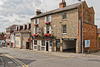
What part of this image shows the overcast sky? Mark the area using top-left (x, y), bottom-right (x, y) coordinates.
top-left (0, 0), bottom-right (99, 32)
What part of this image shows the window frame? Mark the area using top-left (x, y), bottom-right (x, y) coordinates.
top-left (34, 40), bottom-right (37, 45)
top-left (62, 25), bottom-right (67, 34)
top-left (62, 13), bottom-right (67, 20)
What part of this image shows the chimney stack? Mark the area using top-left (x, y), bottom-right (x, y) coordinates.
top-left (59, 0), bottom-right (66, 8)
top-left (36, 9), bottom-right (42, 15)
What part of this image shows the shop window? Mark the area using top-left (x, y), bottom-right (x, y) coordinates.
top-left (42, 40), bottom-right (45, 46)
top-left (41, 47), bottom-right (45, 50)
top-left (62, 25), bottom-right (66, 34)
top-left (34, 40), bottom-right (37, 45)
top-left (34, 46), bottom-right (37, 49)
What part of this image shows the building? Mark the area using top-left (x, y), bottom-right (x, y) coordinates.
top-left (6, 25), bottom-right (18, 47)
top-left (31, 0), bottom-right (98, 53)
top-left (0, 33), bottom-right (6, 47)
top-left (97, 28), bottom-right (100, 50)
top-left (14, 23), bottom-right (31, 49)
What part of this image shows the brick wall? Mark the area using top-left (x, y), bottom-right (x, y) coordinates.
top-left (78, 1), bottom-right (95, 24)
top-left (83, 22), bottom-right (97, 52)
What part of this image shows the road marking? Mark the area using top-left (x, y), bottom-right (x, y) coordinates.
top-left (0, 51), bottom-right (28, 67)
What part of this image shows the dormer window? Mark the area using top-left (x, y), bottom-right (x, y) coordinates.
top-left (34, 18), bottom-right (39, 24)
top-left (62, 13), bottom-right (66, 20)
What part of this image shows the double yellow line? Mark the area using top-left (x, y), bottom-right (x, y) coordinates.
top-left (0, 51), bottom-right (28, 67)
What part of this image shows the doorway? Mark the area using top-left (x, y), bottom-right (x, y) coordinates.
top-left (56, 39), bottom-right (60, 52)
top-left (63, 40), bottom-right (76, 53)
top-left (26, 42), bottom-right (30, 49)
top-left (46, 41), bottom-right (49, 51)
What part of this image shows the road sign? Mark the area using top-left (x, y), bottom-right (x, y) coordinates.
top-left (85, 40), bottom-right (90, 48)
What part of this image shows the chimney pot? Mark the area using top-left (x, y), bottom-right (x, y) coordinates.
top-left (36, 9), bottom-right (42, 15)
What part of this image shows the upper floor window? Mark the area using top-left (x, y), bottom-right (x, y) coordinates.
top-left (62, 25), bottom-right (66, 34)
top-left (46, 26), bottom-right (50, 33)
top-left (62, 13), bottom-right (66, 20)
top-left (34, 18), bottom-right (39, 24)
top-left (45, 15), bottom-right (52, 22)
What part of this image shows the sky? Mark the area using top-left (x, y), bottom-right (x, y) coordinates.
top-left (0, 0), bottom-right (99, 32)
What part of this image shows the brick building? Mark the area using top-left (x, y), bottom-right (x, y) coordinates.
top-left (14, 23), bottom-right (31, 49)
top-left (0, 33), bottom-right (6, 47)
top-left (31, 0), bottom-right (98, 53)
top-left (6, 25), bottom-right (18, 47)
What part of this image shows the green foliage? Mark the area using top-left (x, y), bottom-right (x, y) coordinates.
top-left (99, 37), bottom-right (100, 41)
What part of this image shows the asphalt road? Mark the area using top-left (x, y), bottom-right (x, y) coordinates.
top-left (0, 53), bottom-right (21, 67)
top-left (0, 47), bottom-right (100, 67)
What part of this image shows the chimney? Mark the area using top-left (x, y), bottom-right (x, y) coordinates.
top-left (36, 9), bottom-right (42, 15)
top-left (59, 0), bottom-right (66, 8)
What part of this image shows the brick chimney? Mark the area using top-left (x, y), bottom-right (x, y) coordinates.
top-left (59, 0), bottom-right (66, 8)
top-left (36, 9), bottom-right (42, 15)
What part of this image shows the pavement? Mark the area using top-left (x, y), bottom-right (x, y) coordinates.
top-left (0, 47), bottom-right (100, 67)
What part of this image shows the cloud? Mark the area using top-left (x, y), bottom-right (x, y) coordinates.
top-left (0, 0), bottom-right (99, 32)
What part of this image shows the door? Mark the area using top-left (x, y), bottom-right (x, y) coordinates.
top-left (26, 42), bottom-right (30, 49)
top-left (46, 41), bottom-right (49, 51)
top-left (56, 39), bottom-right (60, 52)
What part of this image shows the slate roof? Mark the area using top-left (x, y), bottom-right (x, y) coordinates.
top-left (31, 2), bottom-right (82, 19)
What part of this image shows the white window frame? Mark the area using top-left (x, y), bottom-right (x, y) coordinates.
top-left (62, 25), bottom-right (67, 34)
top-left (34, 18), bottom-right (39, 24)
top-left (45, 15), bottom-right (52, 22)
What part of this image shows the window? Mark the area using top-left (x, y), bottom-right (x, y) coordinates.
top-left (45, 15), bottom-right (52, 22)
top-left (46, 26), bottom-right (50, 33)
top-left (16, 41), bottom-right (19, 45)
top-left (42, 40), bottom-right (45, 46)
top-left (62, 13), bottom-right (66, 20)
top-left (7, 43), bottom-right (9, 46)
top-left (34, 18), bottom-right (39, 24)
top-left (62, 25), bottom-right (66, 34)
top-left (35, 28), bottom-right (38, 34)
top-left (34, 40), bottom-right (37, 45)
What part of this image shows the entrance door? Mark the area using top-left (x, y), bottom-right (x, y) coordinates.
top-left (26, 42), bottom-right (30, 49)
top-left (56, 39), bottom-right (60, 52)
top-left (46, 41), bottom-right (49, 51)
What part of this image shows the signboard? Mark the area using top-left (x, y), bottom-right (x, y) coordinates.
top-left (62, 38), bottom-right (77, 41)
top-left (85, 40), bottom-right (90, 48)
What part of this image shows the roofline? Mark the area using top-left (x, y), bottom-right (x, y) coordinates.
top-left (31, 7), bottom-right (79, 20)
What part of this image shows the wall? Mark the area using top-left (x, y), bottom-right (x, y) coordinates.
top-left (31, 9), bottom-right (78, 52)
top-left (78, 1), bottom-right (95, 24)
top-left (83, 22), bottom-right (97, 52)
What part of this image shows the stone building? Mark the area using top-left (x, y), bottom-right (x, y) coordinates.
top-left (14, 23), bottom-right (31, 49)
top-left (6, 25), bottom-right (18, 47)
top-left (31, 0), bottom-right (98, 53)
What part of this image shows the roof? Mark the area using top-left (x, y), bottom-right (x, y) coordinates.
top-left (6, 25), bottom-right (18, 29)
top-left (31, 2), bottom-right (82, 19)
top-left (0, 34), bottom-right (6, 40)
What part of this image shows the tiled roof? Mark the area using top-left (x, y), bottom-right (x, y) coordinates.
top-left (6, 25), bottom-right (18, 29)
top-left (31, 2), bottom-right (82, 19)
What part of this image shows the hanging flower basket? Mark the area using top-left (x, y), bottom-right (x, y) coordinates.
top-left (34, 24), bottom-right (38, 27)
top-left (33, 34), bottom-right (40, 37)
top-left (43, 34), bottom-right (54, 38)
top-left (45, 22), bottom-right (50, 25)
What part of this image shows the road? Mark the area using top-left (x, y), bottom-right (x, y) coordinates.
top-left (0, 47), bottom-right (100, 67)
